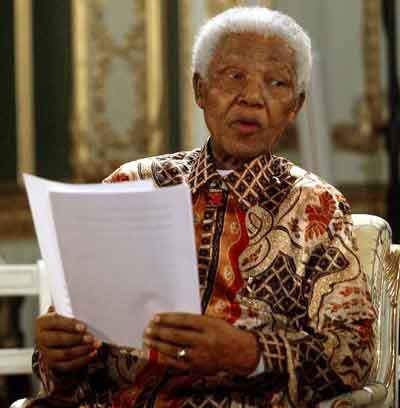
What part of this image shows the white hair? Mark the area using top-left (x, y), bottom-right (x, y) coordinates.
top-left (192, 7), bottom-right (312, 93)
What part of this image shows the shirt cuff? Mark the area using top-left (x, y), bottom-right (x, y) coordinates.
top-left (247, 355), bottom-right (265, 378)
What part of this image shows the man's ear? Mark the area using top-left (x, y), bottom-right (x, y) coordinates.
top-left (288, 91), bottom-right (306, 123)
top-left (193, 73), bottom-right (206, 109)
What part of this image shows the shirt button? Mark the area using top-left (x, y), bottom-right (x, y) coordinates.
top-left (230, 222), bottom-right (240, 234)
top-left (223, 266), bottom-right (234, 283)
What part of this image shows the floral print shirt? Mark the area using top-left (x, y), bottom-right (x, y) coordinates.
top-left (29, 143), bottom-right (376, 408)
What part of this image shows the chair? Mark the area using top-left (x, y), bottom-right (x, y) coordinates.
top-left (9, 215), bottom-right (400, 408)
top-left (318, 214), bottom-right (400, 407)
top-left (0, 261), bottom-right (50, 377)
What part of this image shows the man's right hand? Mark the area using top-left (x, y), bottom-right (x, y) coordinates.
top-left (35, 306), bottom-right (102, 373)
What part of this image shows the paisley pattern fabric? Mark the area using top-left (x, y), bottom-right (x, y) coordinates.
top-left (28, 142), bottom-right (376, 408)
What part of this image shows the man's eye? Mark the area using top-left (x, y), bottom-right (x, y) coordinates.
top-left (228, 71), bottom-right (244, 81)
top-left (270, 79), bottom-right (286, 87)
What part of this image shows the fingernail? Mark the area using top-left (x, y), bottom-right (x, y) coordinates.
top-left (152, 315), bottom-right (160, 323)
top-left (84, 335), bottom-right (93, 343)
top-left (76, 323), bottom-right (86, 332)
top-left (145, 327), bottom-right (152, 335)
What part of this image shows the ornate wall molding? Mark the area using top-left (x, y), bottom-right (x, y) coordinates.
top-left (14, 0), bottom-right (35, 183)
top-left (205, 0), bottom-right (242, 17)
top-left (71, 0), bottom-right (168, 181)
top-left (206, 0), bottom-right (274, 16)
top-left (178, 0), bottom-right (195, 151)
top-left (333, 0), bottom-right (386, 152)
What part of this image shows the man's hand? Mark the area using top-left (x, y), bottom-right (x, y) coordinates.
top-left (35, 306), bottom-right (102, 373)
top-left (143, 313), bottom-right (260, 376)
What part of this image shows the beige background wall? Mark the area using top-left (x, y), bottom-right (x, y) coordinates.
top-left (3, 1), bottom-right (392, 263)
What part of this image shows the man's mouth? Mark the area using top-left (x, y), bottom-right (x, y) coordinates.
top-left (232, 119), bottom-right (262, 133)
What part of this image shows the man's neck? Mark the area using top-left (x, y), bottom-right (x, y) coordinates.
top-left (209, 140), bottom-right (270, 170)
top-left (213, 156), bottom-right (246, 170)
top-left (210, 143), bottom-right (249, 170)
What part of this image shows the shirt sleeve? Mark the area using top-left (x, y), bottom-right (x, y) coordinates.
top-left (31, 343), bottom-right (164, 406)
top-left (251, 193), bottom-right (376, 406)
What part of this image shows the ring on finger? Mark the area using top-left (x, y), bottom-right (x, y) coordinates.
top-left (176, 348), bottom-right (187, 360)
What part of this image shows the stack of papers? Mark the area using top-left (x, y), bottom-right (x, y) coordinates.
top-left (24, 175), bottom-right (201, 347)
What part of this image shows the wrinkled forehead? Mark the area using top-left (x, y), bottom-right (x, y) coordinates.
top-left (210, 32), bottom-right (296, 71)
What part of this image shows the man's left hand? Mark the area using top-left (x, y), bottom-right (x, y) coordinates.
top-left (143, 313), bottom-right (260, 376)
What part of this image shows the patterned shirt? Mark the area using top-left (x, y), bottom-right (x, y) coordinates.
top-left (29, 143), bottom-right (376, 408)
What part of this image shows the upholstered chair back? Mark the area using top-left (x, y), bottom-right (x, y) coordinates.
top-left (318, 215), bottom-right (400, 407)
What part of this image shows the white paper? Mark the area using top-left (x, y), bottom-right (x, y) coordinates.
top-left (24, 174), bottom-right (201, 347)
top-left (24, 174), bottom-right (72, 316)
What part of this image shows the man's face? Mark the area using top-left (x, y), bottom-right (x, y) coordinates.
top-left (194, 33), bottom-right (304, 168)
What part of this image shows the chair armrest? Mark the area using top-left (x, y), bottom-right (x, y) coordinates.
top-left (9, 399), bottom-right (28, 408)
top-left (317, 383), bottom-right (387, 407)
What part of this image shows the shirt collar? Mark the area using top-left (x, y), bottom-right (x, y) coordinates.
top-left (188, 139), bottom-right (276, 208)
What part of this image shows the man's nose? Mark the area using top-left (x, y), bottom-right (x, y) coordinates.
top-left (238, 77), bottom-right (264, 108)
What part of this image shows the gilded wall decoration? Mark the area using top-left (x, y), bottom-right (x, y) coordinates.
top-left (0, 0), bottom-right (36, 240)
top-left (14, 0), bottom-right (35, 183)
top-left (71, 0), bottom-right (168, 181)
top-left (205, 0), bottom-right (243, 17)
top-left (333, 0), bottom-right (386, 152)
top-left (178, 0), bottom-right (195, 151)
top-left (206, 0), bottom-right (274, 17)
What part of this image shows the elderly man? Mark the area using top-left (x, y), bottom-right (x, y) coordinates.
top-left (30, 7), bottom-right (375, 408)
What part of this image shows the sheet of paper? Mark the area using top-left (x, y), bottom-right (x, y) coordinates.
top-left (24, 174), bottom-right (72, 316)
top-left (24, 174), bottom-right (155, 317)
top-left (24, 174), bottom-right (201, 348)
